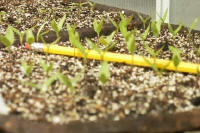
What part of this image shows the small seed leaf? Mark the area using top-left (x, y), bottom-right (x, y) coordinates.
top-left (58, 14), bottom-right (66, 31)
top-left (5, 26), bottom-right (14, 46)
top-left (99, 61), bottom-right (110, 84)
top-left (26, 29), bottom-right (35, 45)
top-left (189, 18), bottom-right (198, 34)
top-left (86, 38), bottom-right (101, 53)
top-left (127, 35), bottom-right (136, 54)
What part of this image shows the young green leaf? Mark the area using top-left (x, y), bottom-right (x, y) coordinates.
top-left (67, 23), bottom-right (86, 58)
top-left (56, 72), bottom-right (75, 92)
top-left (39, 59), bottom-right (53, 75)
top-left (21, 60), bottom-right (34, 76)
top-left (51, 19), bottom-right (59, 37)
top-left (169, 46), bottom-right (182, 68)
top-left (41, 75), bottom-right (57, 92)
top-left (168, 23), bottom-right (183, 39)
top-left (10, 26), bottom-right (25, 45)
top-left (36, 21), bottom-right (47, 42)
top-left (86, 38), bottom-right (101, 53)
top-left (157, 8), bottom-right (168, 23)
top-left (93, 17), bottom-right (104, 38)
top-left (58, 14), bottom-right (66, 31)
top-left (143, 42), bottom-right (156, 57)
top-left (0, 26), bottom-right (15, 51)
top-left (142, 24), bottom-right (150, 41)
top-left (108, 16), bottom-right (119, 32)
top-left (99, 61), bottom-right (110, 84)
top-left (0, 11), bottom-right (5, 23)
top-left (5, 26), bottom-right (14, 46)
top-left (99, 31), bottom-right (116, 46)
top-left (151, 21), bottom-right (161, 38)
top-left (188, 18), bottom-right (198, 35)
top-left (137, 12), bottom-right (151, 29)
top-left (26, 29), bottom-right (35, 45)
top-left (127, 35), bottom-right (136, 55)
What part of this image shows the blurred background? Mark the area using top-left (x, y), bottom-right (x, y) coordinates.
top-left (91, 0), bottom-right (200, 30)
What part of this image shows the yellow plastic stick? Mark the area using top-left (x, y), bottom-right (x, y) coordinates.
top-left (27, 43), bottom-right (200, 74)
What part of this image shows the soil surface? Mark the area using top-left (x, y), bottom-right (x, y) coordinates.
top-left (0, 0), bottom-right (200, 126)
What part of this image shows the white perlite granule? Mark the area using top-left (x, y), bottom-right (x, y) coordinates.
top-left (0, 94), bottom-right (10, 115)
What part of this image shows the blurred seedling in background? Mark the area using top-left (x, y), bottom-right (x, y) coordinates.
top-left (143, 57), bottom-right (170, 76)
top-left (36, 20), bottom-right (49, 42)
top-left (0, 11), bottom-right (5, 24)
top-left (88, 1), bottom-right (96, 12)
top-left (26, 74), bottom-right (57, 92)
top-left (11, 25), bottom-right (36, 45)
top-left (0, 26), bottom-right (15, 53)
top-left (26, 29), bottom-right (35, 45)
top-left (137, 12), bottom-right (151, 29)
top-left (168, 23), bottom-right (183, 40)
top-left (169, 46), bottom-right (182, 70)
top-left (51, 14), bottom-right (66, 38)
top-left (99, 31), bottom-right (117, 52)
top-left (186, 18), bottom-right (200, 55)
top-left (56, 71), bottom-right (82, 93)
top-left (108, 16), bottom-right (119, 33)
top-left (119, 12), bottom-right (134, 41)
top-left (86, 32), bottom-right (114, 85)
top-left (71, 2), bottom-right (88, 18)
top-left (93, 17), bottom-right (104, 39)
top-left (21, 60), bottom-right (34, 76)
top-left (67, 23), bottom-right (87, 59)
top-left (126, 28), bottom-right (137, 65)
top-left (151, 20), bottom-right (162, 38)
top-left (157, 9), bottom-right (168, 30)
top-left (39, 59), bottom-right (54, 76)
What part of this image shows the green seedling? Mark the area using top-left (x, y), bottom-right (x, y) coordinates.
top-left (151, 20), bottom-right (162, 38)
top-left (67, 23), bottom-right (86, 58)
top-left (137, 12), bottom-right (151, 29)
top-left (71, 2), bottom-right (88, 18)
top-left (26, 74), bottom-right (57, 92)
top-left (99, 31), bottom-right (117, 51)
top-left (56, 71), bottom-right (82, 93)
top-left (41, 75), bottom-right (58, 92)
top-left (88, 1), bottom-right (96, 12)
top-left (0, 26), bottom-right (15, 52)
top-left (11, 27), bottom-right (26, 45)
top-left (108, 16), bottom-right (119, 33)
top-left (142, 24), bottom-right (150, 41)
top-left (0, 11), bottom-right (5, 23)
top-left (26, 29), bottom-right (35, 45)
top-left (39, 59), bottom-right (54, 76)
top-left (157, 9), bottom-right (168, 24)
top-left (168, 23), bottom-right (183, 40)
top-left (169, 46), bottom-right (182, 69)
top-left (127, 34), bottom-right (136, 64)
top-left (143, 57), bottom-right (169, 76)
top-left (21, 60), bottom-right (34, 76)
top-left (36, 21), bottom-right (49, 42)
top-left (188, 18), bottom-right (198, 36)
top-left (119, 12), bottom-right (134, 41)
top-left (11, 25), bottom-right (36, 45)
top-left (86, 38), bottom-right (101, 53)
top-left (93, 17), bottom-right (104, 39)
top-left (99, 61), bottom-right (110, 85)
top-left (51, 14), bottom-right (66, 38)
top-left (56, 72), bottom-right (75, 93)
top-left (144, 42), bottom-right (164, 59)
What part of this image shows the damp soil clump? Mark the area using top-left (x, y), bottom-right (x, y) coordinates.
top-left (0, 0), bottom-right (200, 125)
